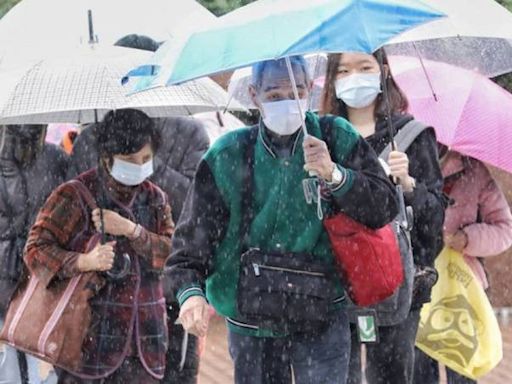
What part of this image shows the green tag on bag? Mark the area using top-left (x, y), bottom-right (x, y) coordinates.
top-left (357, 315), bottom-right (378, 343)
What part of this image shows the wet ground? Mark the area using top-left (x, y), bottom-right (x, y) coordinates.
top-left (199, 315), bottom-right (512, 384)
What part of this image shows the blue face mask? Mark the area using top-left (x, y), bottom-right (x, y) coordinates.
top-left (110, 158), bottom-right (154, 186)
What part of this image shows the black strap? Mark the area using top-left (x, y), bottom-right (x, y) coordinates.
top-left (16, 350), bottom-right (29, 384)
top-left (239, 126), bottom-right (260, 246)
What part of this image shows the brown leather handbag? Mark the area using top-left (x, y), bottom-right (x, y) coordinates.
top-left (0, 180), bottom-right (102, 372)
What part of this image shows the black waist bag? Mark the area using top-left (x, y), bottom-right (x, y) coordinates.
top-left (235, 128), bottom-right (336, 333)
top-left (237, 248), bottom-right (336, 333)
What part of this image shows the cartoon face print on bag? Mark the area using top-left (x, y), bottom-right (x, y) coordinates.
top-left (419, 294), bottom-right (484, 367)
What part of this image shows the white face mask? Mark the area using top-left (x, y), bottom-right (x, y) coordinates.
top-left (261, 99), bottom-right (308, 136)
top-left (110, 158), bottom-right (154, 186)
top-left (335, 73), bottom-right (382, 109)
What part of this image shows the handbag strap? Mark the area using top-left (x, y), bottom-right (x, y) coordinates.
top-left (67, 180), bottom-right (98, 211)
top-left (239, 126), bottom-right (260, 246)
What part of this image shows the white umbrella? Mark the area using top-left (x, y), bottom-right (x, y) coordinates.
top-left (0, 45), bottom-right (245, 124)
top-left (0, 0), bottom-right (215, 69)
top-left (386, 0), bottom-right (512, 77)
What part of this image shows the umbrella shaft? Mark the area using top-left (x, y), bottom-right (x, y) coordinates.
top-left (88, 10), bottom-right (95, 44)
top-left (285, 57), bottom-right (308, 137)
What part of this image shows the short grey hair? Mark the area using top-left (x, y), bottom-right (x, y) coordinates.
top-left (251, 56), bottom-right (310, 89)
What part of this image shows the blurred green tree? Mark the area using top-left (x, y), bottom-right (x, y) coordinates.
top-left (0, 0), bottom-right (21, 18)
top-left (497, 0), bottom-right (512, 9)
top-left (198, 0), bottom-right (254, 16)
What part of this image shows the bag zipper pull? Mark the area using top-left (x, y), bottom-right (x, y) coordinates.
top-left (252, 263), bottom-right (260, 276)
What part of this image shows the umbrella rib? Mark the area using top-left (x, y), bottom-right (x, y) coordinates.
top-left (413, 42), bottom-right (438, 101)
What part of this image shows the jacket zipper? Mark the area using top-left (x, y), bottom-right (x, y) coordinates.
top-left (252, 263), bottom-right (325, 277)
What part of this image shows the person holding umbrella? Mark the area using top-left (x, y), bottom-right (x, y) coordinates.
top-left (24, 109), bottom-right (173, 382)
top-left (321, 49), bottom-right (446, 384)
top-left (67, 34), bottom-right (209, 383)
top-left (166, 55), bottom-right (399, 384)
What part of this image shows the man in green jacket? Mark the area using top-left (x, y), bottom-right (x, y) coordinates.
top-left (166, 56), bottom-right (399, 384)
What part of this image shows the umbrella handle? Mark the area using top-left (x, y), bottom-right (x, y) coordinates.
top-left (106, 253), bottom-right (131, 280)
top-left (284, 56), bottom-right (318, 177)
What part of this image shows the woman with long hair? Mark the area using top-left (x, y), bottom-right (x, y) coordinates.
top-left (321, 50), bottom-right (446, 384)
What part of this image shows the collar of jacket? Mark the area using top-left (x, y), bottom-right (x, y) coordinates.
top-left (101, 166), bottom-right (142, 207)
top-left (258, 112), bottom-right (320, 158)
top-left (441, 151), bottom-right (470, 179)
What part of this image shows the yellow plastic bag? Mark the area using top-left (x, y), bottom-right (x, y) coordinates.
top-left (415, 247), bottom-right (502, 380)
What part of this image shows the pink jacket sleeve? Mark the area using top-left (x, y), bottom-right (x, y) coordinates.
top-left (463, 178), bottom-right (512, 257)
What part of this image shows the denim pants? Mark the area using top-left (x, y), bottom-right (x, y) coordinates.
top-left (347, 309), bottom-right (421, 384)
top-left (414, 348), bottom-right (477, 384)
top-left (228, 311), bottom-right (351, 384)
top-left (0, 318), bottom-right (58, 384)
top-left (0, 344), bottom-right (57, 384)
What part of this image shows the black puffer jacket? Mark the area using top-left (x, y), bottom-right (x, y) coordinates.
top-left (366, 114), bottom-right (446, 307)
top-left (67, 117), bottom-right (210, 222)
top-left (0, 135), bottom-right (68, 310)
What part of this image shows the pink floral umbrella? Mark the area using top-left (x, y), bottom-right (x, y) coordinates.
top-left (388, 55), bottom-right (512, 174)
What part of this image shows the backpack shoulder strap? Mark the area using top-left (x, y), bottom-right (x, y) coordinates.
top-left (379, 120), bottom-right (428, 160)
top-left (67, 179), bottom-right (98, 211)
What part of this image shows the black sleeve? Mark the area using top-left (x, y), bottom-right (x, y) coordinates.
top-left (405, 128), bottom-right (446, 267)
top-left (58, 147), bottom-right (69, 182)
top-left (175, 120), bottom-right (210, 178)
top-left (43, 144), bottom-right (69, 184)
top-left (163, 159), bottom-right (229, 299)
top-left (151, 118), bottom-right (210, 221)
top-left (332, 137), bottom-right (399, 229)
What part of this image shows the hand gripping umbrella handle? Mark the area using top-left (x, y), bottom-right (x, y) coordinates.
top-left (284, 57), bottom-right (318, 177)
top-left (106, 253), bottom-right (131, 280)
